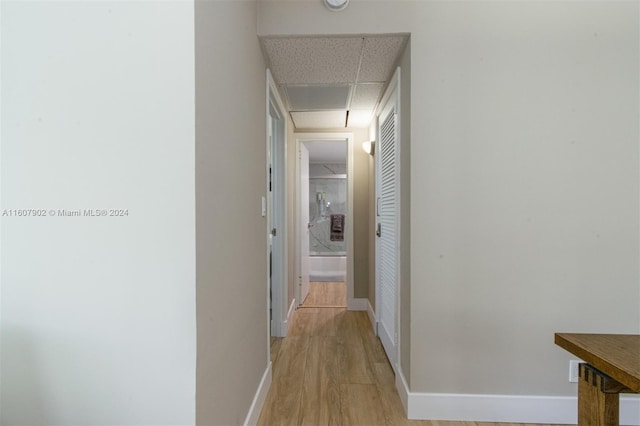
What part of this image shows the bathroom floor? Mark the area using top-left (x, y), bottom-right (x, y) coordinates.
top-left (300, 281), bottom-right (346, 308)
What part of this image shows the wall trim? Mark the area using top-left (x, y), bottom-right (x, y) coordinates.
top-left (347, 297), bottom-right (368, 311)
top-left (366, 299), bottom-right (376, 332)
top-left (396, 376), bottom-right (640, 425)
top-left (282, 298), bottom-right (296, 335)
top-left (396, 365), bottom-right (410, 415)
top-left (243, 362), bottom-right (272, 426)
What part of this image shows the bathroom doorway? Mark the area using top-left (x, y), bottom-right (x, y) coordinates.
top-left (295, 134), bottom-right (353, 309)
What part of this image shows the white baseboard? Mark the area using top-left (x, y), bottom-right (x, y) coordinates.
top-left (282, 299), bottom-right (296, 336)
top-left (396, 365), bottom-right (410, 415)
top-left (395, 371), bottom-right (640, 425)
top-left (347, 297), bottom-right (368, 311)
top-left (243, 362), bottom-right (272, 426)
top-left (366, 300), bottom-right (376, 332)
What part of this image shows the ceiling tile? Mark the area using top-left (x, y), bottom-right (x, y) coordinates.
top-left (263, 37), bottom-right (363, 84)
top-left (285, 84), bottom-right (351, 111)
top-left (291, 111), bottom-right (346, 129)
top-left (262, 35), bottom-right (408, 129)
top-left (350, 83), bottom-right (384, 110)
top-left (358, 36), bottom-right (407, 82)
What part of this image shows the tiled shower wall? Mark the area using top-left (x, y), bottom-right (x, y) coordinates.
top-left (309, 163), bottom-right (347, 254)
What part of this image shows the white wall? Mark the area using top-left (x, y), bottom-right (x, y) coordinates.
top-left (411, 0), bottom-right (639, 396)
top-left (351, 127), bottom-right (371, 299)
top-left (1, 2), bottom-right (196, 424)
top-left (398, 39), bottom-right (411, 386)
top-left (194, 1), bottom-right (269, 425)
top-left (259, 0), bottom-right (640, 420)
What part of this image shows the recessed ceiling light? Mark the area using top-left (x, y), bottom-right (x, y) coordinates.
top-left (323, 0), bottom-right (349, 12)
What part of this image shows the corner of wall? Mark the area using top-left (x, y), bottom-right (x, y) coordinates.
top-left (399, 36), bottom-right (412, 389)
top-left (242, 363), bottom-right (272, 426)
top-left (195, 1), bottom-right (269, 424)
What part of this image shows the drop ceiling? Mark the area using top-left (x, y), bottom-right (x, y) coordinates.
top-left (260, 35), bottom-right (408, 130)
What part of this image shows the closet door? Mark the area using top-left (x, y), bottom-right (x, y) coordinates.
top-left (376, 68), bottom-right (400, 368)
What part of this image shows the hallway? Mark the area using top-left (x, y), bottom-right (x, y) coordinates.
top-left (258, 307), bottom-right (404, 425)
top-left (300, 282), bottom-right (346, 308)
top-left (258, 307), bottom-right (568, 426)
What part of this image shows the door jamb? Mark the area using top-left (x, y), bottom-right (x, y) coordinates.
top-left (266, 69), bottom-right (288, 338)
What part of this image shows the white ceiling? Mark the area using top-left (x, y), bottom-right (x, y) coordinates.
top-left (260, 35), bottom-right (408, 129)
top-left (291, 111), bottom-right (346, 129)
top-left (304, 140), bottom-right (347, 164)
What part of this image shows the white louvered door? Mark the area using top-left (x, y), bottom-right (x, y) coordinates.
top-left (376, 68), bottom-right (400, 368)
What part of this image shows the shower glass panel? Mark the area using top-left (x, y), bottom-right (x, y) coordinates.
top-left (309, 176), bottom-right (346, 255)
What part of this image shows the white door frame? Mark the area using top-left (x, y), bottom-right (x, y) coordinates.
top-left (375, 67), bottom-right (401, 370)
top-left (266, 70), bottom-right (288, 338)
top-left (298, 143), bottom-right (311, 306)
top-left (295, 133), bottom-right (355, 310)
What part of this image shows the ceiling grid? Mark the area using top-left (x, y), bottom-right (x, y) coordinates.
top-left (261, 35), bottom-right (407, 129)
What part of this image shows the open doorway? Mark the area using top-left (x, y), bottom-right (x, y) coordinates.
top-left (261, 33), bottom-right (409, 337)
top-left (299, 138), bottom-right (348, 308)
top-left (259, 31), bottom-right (410, 426)
top-left (295, 133), bottom-right (354, 311)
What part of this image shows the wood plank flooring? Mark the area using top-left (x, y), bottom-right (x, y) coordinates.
top-left (300, 281), bottom-right (346, 308)
top-left (259, 307), bottom-right (568, 426)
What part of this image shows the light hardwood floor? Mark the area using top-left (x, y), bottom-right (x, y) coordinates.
top-left (300, 281), bottom-right (346, 308)
top-left (258, 307), bottom-right (568, 426)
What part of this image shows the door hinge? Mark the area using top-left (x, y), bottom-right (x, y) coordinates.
top-left (269, 167), bottom-right (272, 192)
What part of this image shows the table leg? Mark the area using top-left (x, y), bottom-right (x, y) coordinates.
top-left (578, 363), bottom-right (619, 426)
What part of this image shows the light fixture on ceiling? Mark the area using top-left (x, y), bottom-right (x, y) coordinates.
top-left (362, 141), bottom-right (375, 156)
top-left (323, 0), bottom-right (349, 12)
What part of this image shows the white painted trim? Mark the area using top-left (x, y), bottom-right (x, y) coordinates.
top-left (396, 378), bottom-right (640, 425)
top-left (347, 297), bottom-right (368, 311)
top-left (345, 134), bottom-right (355, 310)
top-left (243, 363), bottom-right (272, 426)
top-left (266, 69), bottom-right (288, 338)
top-left (396, 365), bottom-right (410, 415)
top-left (366, 299), bottom-right (376, 332)
top-left (281, 298), bottom-right (296, 335)
top-left (294, 138), bottom-right (305, 309)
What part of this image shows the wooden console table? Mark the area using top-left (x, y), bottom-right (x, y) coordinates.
top-left (555, 333), bottom-right (640, 425)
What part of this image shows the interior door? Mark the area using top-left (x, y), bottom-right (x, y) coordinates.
top-left (266, 71), bottom-right (288, 337)
top-left (299, 143), bottom-right (310, 305)
top-left (268, 117), bottom-right (274, 332)
top-left (376, 69), bottom-right (400, 368)
top-left (268, 108), bottom-right (284, 336)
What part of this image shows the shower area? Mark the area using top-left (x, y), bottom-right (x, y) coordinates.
top-left (308, 162), bottom-right (347, 283)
